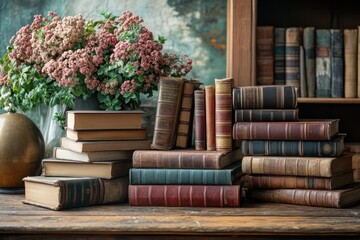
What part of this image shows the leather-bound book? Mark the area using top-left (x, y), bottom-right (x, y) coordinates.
top-left (330, 29), bottom-right (344, 98)
top-left (299, 45), bottom-right (307, 97)
top-left (344, 29), bottom-right (358, 98)
top-left (215, 78), bottom-right (233, 151)
top-left (205, 85), bottom-right (216, 150)
top-left (316, 29), bottom-right (331, 97)
top-left (234, 109), bottom-right (299, 122)
top-left (128, 185), bottom-right (241, 207)
top-left (285, 27), bottom-right (301, 90)
top-left (303, 27), bottom-right (316, 97)
top-left (256, 26), bottom-right (274, 85)
top-left (151, 77), bottom-right (185, 150)
top-left (274, 27), bottom-right (286, 85)
top-left (194, 89), bottom-right (206, 150)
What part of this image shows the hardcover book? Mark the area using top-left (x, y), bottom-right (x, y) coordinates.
top-left (23, 176), bottom-right (129, 210)
top-left (128, 185), bottom-right (241, 207)
top-left (194, 89), bottom-right (206, 150)
top-left (285, 27), bottom-right (301, 89)
top-left (151, 77), bottom-right (185, 150)
top-left (129, 163), bottom-right (242, 185)
top-left (205, 85), bottom-right (216, 150)
top-left (316, 29), bottom-right (331, 97)
top-left (274, 27), bottom-right (286, 85)
top-left (242, 154), bottom-right (353, 177)
top-left (41, 159), bottom-right (132, 179)
top-left (233, 119), bottom-right (339, 141)
top-left (66, 110), bottom-right (144, 130)
top-left (215, 78), bottom-right (233, 151)
top-left (256, 26), bottom-right (274, 85)
top-left (232, 85), bottom-right (298, 109)
top-left (234, 109), bottom-right (299, 122)
top-left (246, 183), bottom-right (360, 208)
top-left (241, 134), bottom-right (345, 157)
top-left (330, 29), bottom-right (344, 98)
top-left (344, 29), bottom-right (358, 98)
top-left (53, 147), bottom-right (134, 162)
top-left (65, 128), bottom-right (147, 141)
top-left (303, 27), bottom-right (316, 97)
top-left (353, 154), bottom-right (360, 169)
top-left (299, 45), bottom-right (307, 97)
top-left (132, 148), bottom-right (243, 169)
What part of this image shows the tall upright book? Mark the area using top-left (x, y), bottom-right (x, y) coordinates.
top-left (344, 29), bottom-right (358, 98)
top-left (299, 45), bottom-right (307, 97)
top-left (330, 29), bottom-right (344, 98)
top-left (151, 77), bottom-right (185, 150)
top-left (205, 85), bottom-right (216, 151)
top-left (316, 29), bottom-right (331, 98)
top-left (256, 26), bottom-right (274, 85)
top-left (194, 89), bottom-right (206, 150)
top-left (215, 78), bottom-right (233, 151)
top-left (285, 27), bottom-right (301, 89)
top-left (303, 27), bottom-right (316, 97)
top-left (274, 27), bottom-right (286, 85)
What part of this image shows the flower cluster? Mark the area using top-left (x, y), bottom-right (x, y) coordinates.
top-left (0, 11), bottom-right (192, 113)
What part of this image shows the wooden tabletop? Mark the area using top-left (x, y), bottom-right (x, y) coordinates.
top-left (1, 193), bottom-right (360, 239)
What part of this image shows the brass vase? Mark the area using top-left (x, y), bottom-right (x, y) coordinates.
top-left (0, 112), bottom-right (45, 192)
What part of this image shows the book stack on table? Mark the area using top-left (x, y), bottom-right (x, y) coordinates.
top-left (22, 110), bottom-right (151, 210)
top-left (232, 85), bottom-right (360, 208)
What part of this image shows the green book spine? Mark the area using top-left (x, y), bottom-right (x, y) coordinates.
top-left (234, 109), bottom-right (299, 122)
top-left (274, 28), bottom-right (286, 85)
top-left (241, 135), bottom-right (345, 157)
top-left (316, 29), bottom-right (331, 97)
top-left (330, 29), bottom-right (344, 98)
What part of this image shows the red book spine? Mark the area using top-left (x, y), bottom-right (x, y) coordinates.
top-left (128, 185), bottom-right (241, 207)
top-left (194, 90), bottom-right (206, 150)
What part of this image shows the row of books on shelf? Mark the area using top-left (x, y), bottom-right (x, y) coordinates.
top-left (256, 26), bottom-right (360, 99)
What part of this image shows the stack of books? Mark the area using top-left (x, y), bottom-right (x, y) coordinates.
top-left (345, 143), bottom-right (360, 182)
top-left (233, 85), bottom-right (360, 208)
top-left (22, 110), bottom-right (152, 210)
top-left (128, 148), bottom-right (243, 207)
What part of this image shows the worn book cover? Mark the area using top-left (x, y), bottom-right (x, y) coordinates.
top-left (274, 27), bottom-right (286, 85)
top-left (285, 27), bottom-right (301, 89)
top-left (66, 128), bottom-right (147, 141)
top-left (316, 29), bottom-right (331, 97)
top-left (234, 109), bottom-right (299, 122)
top-left (344, 29), bottom-right (358, 98)
top-left (330, 29), bottom-right (344, 98)
top-left (303, 27), bottom-right (316, 97)
top-left (194, 89), bottom-right (206, 150)
top-left (256, 26), bottom-right (274, 85)
top-left (205, 85), bottom-right (216, 150)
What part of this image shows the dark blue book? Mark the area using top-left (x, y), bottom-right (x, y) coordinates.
top-left (330, 29), bottom-right (344, 98)
top-left (316, 29), bottom-right (331, 97)
top-left (234, 109), bottom-right (299, 122)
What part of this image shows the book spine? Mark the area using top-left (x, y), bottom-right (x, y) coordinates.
top-left (152, 77), bottom-right (185, 150)
top-left (205, 85), bottom-right (216, 151)
top-left (194, 89), bottom-right (206, 150)
top-left (215, 78), bottom-right (233, 151)
top-left (241, 138), bottom-right (344, 157)
top-left (176, 81), bottom-right (195, 148)
top-left (358, 27), bottom-right (360, 98)
top-left (232, 85), bottom-right (298, 109)
top-left (353, 154), bottom-right (360, 169)
top-left (354, 170), bottom-right (360, 181)
top-left (128, 185), bottom-right (241, 207)
top-left (285, 27), bottom-right (301, 90)
top-left (316, 29), bottom-right (331, 97)
top-left (234, 109), bottom-right (299, 122)
top-left (242, 156), bottom-right (333, 177)
top-left (256, 26), bottom-right (274, 85)
top-left (246, 188), bottom-right (341, 208)
top-left (303, 27), bottom-right (316, 97)
top-left (129, 168), bottom-right (233, 185)
top-left (344, 29), bottom-right (358, 98)
top-left (330, 29), bottom-right (344, 98)
top-left (299, 45), bottom-right (307, 97)
top-left (233, 121), bottom-right (337, 140)
top-left (274, 27), bottom-right (286, 85)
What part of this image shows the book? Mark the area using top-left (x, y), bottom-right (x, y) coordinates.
top-left (315, 29), bottom-right (331, 97)
top-left (241, 134), bottom-right (345, 157)
top-left (22, 176), bottom-right (129, 210)
top-left (303, 27), bottom-right (316, 97)
top-left (128, 185), bottom-right (241, 207)
top-left (232, 85), bottom-right (298, 109)
top-left (65, 128), bottom-right (147, 141)
top-left (233, 119), bottom-right (339, 141)
top-left (176, 81), bottom-right (195, 148)
top-left (274, 27), bottom-right (286, 85)
top-left (246, 183), bottom-right (360, 208)
top-left (215, 78), bottom-right (233, 151)
top-left (60, 137), bottom-right (151, 152)
top-left (242, 154), bottom-right (353, 177)
top-left (256, 26), bottom-right (274, 85)
top-left (285, 27), bottom-right (301, 89)
top-left (299, 45), bottom-right (307, 97)
top-left (358, 26), bottom-right (360, 97)
top-left (354, 170), bottom-right (360, 181)
top-left (234, 109), bottom-right (299, 122)
top-left (129, 163), bottom-right (242, 185)
top-left (53, 147), bottom-right (133, 162)
top-left (66, 110), bottom-right (144, 130)
top-left (41, 159), bottom-right (132, 179)
top-left (344, 29), bottom-right (358, 98)
top-left (330, 29), bottom-right (344, 98)
top-left (353, 154), bottom-right (360, 169)
top-left (205, 85), bottom-right (216, 151)
top-left (151, 77), bottom-right (185, 150)
top-left (345, 142), bottom-right (360, 153)
top-left (243, 172), bottom-right (354, 190)
top-left (194, 89), bottom-right (206, 150)
top-left (132, 148), bottom-right (242, 169)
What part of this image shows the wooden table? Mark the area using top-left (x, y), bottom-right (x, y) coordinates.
top-left (1, 194), bottom-right (360, 239)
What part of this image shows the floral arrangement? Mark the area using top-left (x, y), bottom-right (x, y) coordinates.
top-left (0, 11), bottom-right (192, 120)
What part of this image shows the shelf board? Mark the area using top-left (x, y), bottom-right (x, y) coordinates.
top-left (298, 98), bottom-right (360, 104)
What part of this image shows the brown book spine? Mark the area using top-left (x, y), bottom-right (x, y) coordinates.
top-left (285, 27), bottom-right (301, 90)
top-left (353, 154), bottom-right (360, 169)
top-left (215, 78), bottom-right (233, 151)
top-left (205, 85), bottom-right (216, 151)
top-left (151, 77), bottom-right (185, 150)
top-left (194, 89), bottom-right (206, 150)
top-left (176, 81), bottom-right (195, 148)
top-left (256, 26), bottom-right (274, 85)
top-left (128, 185), bottom-right (241, 207)
top-left (354, 170), bottom-right (360, 181)
top-left (344, 29), bottom-right (358, 98)
top-left (233, 120), bottom-right (339, 141)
